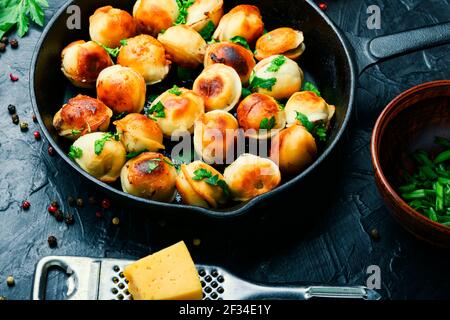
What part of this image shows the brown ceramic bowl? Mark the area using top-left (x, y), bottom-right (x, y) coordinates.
top-left (371, 80), bottom-right (450, 249)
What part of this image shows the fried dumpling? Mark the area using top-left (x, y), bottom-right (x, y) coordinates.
top-left (121, 152), bottom-right (177, 202)
top-left (148, 87), bottom-right (205, 137)
top-left (186, 0), bottom-right (224, 32)
top-left (96, 65), bottom-right (146, 114)
top-left (117, 34), bottom-right (170, 85)
top-left (251, 55), bottom-right (303, 100)
top-left (193, 64), bottom-right (241, 112)
top-left (224, 154), bottom-right (281, 202)
top-left (114, 113), bottom-right (164, 153)
top-left (176, 161), bottom-right (229, 208)
top-left (70, 132), bottom-right (126, 183)
top-left (285, 91), bottom-right (335, 126)
top-left (89, 6), bottom-right (137, 48)
top-left (255, 27), bottom-right (305, 61)
top-left (61, 40), bottom-right (113, 88)
top-left (204, 42), bottom-right (255, 84)
top-left (132, 0), bottom-right (179, 36)
top-left (53, 95), bottom-right (113, 140)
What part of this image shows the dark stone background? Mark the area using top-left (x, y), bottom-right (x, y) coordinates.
top-left (0, 0), bottom-right (449, 300)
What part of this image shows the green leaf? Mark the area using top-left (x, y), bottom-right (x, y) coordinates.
top-left (68, 145), bottom-right (83, 160)
top-left (94, 133), bottom-right (114, 155)
top-left (27, 0), bottom-right (45, 26)
top-left (168, 85), bottom-right (182, 96)
top-left (126, 149), bottom-right (148, 159)
top-left (295, 112), bottom-right (314, 132)
top-left (296, 111), bottom-right (329, 142)
top-left (174, 0), bottom-right (195, 25)
top-left (71, 129), bottom-right (81, 136)
top-left (17, 11), bottom-right (29, 37)
top-left (120, 39), bottom-right (127, 46)
top-left (302, 82), bottom-right (321, 97)
top-left (242, 87), bottom-right (252, 98)
top-left (192, 168), bottom-right (212, 181)
top-left (96, 42), bottom-right (120, 57)
top-left (249, 76), bottom-right (277, 91)
top-left (192, 169), bottom-right (230, 196)
top-left (147, 160), bottom-right (160, 173)
top-left (260, 116), bottom-right (276, 130)
top-left (146, 101), bottom-right (166, 119)
top-left (230, 36), bottom-right (250, 50)
top-left (199, 20), bottom-right (215, 40)
top-left (267, 55), bottom-right (286, 72)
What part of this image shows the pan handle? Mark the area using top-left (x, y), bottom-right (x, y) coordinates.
top-left (347, 21), bottom-right (450, 74)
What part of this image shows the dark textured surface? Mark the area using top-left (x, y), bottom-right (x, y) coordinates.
top-left (0, 0), bottom-right (449, 300)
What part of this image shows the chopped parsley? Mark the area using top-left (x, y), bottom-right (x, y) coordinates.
top-left (147, 159), bottom-right (161, 173)
top-left (68, 145), bottom-right (83, 160)
top-left (249, 74), bottom-right (277, 91)
top-left (174, 0), bottom-right (195, 25)
top-left (146, 101), bottom-right (166, 120)
top-left (295, 111), bottom-right (328, 142)
top-left (242, 87), bottom-right (252, 98)
top-left (96, 42), bottom-right (120, 58)
top-left (94, 132), bottom-right (120, 155)
top-left (199, 20), bottom-right (215, 40)
top-left (192, 168), bottom-right (230, 196)
top-left (71, 129), bottom-right (81, 136)
top-left (267, 55), bottom-right (286, 72)
top-left (120, 39), bottom-right (128, 46)
top-left (126, 149), bottom-right (148, 159)
top-left (230, 36), bottom-right (250, 50)
top-left (302, 82), bottom-right (321, 97)
top-left (168, 85), bottom-right (182, 96)
top-left (260, 116), bottom-right (276, 130)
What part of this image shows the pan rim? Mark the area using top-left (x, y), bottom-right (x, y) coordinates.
top-left (29, 0), bottom-right (356, 219)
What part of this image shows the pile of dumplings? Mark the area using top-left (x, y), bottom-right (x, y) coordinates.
top-left (53, 1), bottom-right (336, 209)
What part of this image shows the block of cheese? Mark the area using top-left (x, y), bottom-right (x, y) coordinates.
top-left (123, 241), bottom-right (203, 300)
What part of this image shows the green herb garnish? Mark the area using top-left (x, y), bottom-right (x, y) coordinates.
top-left (147, 159), bottom-right (161, 173)
top-left (230, 36), bottom-right (250, 50)
top-left (0, 0), bottom-right (48, 38)
top-left (302, 82), bottom-right (321, 97)
top-left (120, 39), bottom-right (127, 46)
top-left (199, 20), bottom-right (215, 40)
top-left (126, 149), bottom-right (148, 159)
top-left (267, 55), bottom-right (286, 72)
top-left (112, 112), bottom-right (128, 120)
top-left (174, 0), bottom-right (194, 25)
top-left (260, 116), bottom-right (276, 130)
top-left (71, 129), bottom-right (81, 136)
top-left (242, 87), bottom-right (252, 98)
top-left (68, 145), bottom-right (83, 160)
top-left (192, 168), bottom-right (230, 196)
top-left (96, 42), bottom-right (120, 58)
top-left (94, 132), bottom-right (119, 155)
top-left (249, 73), bottom-right (277, 91)
top-left (146, 101), bottom-right (166, 119)
top-left (168, 85), bottom-right (182, 96)
top-left (295, 111), bottom-right (328, 142)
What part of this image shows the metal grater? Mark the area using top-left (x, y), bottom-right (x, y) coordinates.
top-left (32, 256), bottom-right (381, 300)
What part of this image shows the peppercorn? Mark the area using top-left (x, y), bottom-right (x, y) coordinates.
top-left (112, 217), bottom-right (120, 225)
top-left (12, 114), bottom-right (19, 125)
top-left (101, 198), bottom-right (111, 209)
top-left (0, 43), bottom-right (5, 52)
top-left (88, 196), bottom-right (97, 205)
top-left (47, 145), bottom-right (55, 156)
top-left (7, 104), bottom-right (16, 115)
top-left (370, 229), bottom-right (380, 241)
top-left (9, 73), bottom-right (18, 82)
top-left (48, 205), bottom-right (58, 215)
top-left (6, 275), bottom-right (15, 287)
top-left (9, 39), bottom-right (18, 49)
top-left (67, 196), bottom-right (75, 206)
top-left (65, 213), bottom-right (75, 226)
top-left (19, 121), bottom-right (28, 132)
top-left (95, 211), bottom-right (103, 219)
top-left (33, 131), bottom-right (41, 140)
top-left (319, 2), bottom-right (328, 11)
top-left (0, 36), bottom-right (8, 44)
top-left (47, 236), bottom-right (57, 248)
top-left (21, 200), bottom-right (30, 210)
top-left (54, 210), bottom-right (64, 222)
top-left (32, 114), bottom-right (38, 123)
top-left (76, 198), bottom-right (84, 207)
top-left (193, 238), bottom-right (201, 246)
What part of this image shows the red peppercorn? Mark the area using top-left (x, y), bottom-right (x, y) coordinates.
top-left (48, 205), bottom-right (58, 214)
top-left (319, 2), bottom-right (328, 10)
top-left (95, 211), bottom-right (103, 219)
top-left (21, 200), bottom-right (31, 210)
top-left (9, 73), bottom-right (19, 82)
top-left (47, 145), bottom-right (55, 157)
top-left (101, 198), bottom-right (111, 209)
top-left (33, 131), bottom-right (41, 140)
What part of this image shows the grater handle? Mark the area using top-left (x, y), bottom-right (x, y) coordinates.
top-left (32, 256), bottom-right (100, 300)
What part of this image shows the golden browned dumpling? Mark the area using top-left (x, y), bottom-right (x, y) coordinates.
top-left (53, 95), bottom-right (113, 140)
top-left (285, 91), bottom-right (336, 126)
top-left (270, 125), bottom-right (317, 175)
top-left (96, 65), bottom-right (146, 114)
top-left (176, 161), bottom-right (228, 208)
top-left (121, 152), bottom-right (177, 202)
top-left (255, 27), bottom-right (305, 61)
top-left (251, 55), bottom-right (303, 100)
top-left (71, 132), bottom-right (126, 183)
top-left (212, 5), bottom-right (264, 45)
top-left (193, 64), bottom-right (241, 112)
top-left (132, 0), bottom-right (179, 36)
top-left (237, 93), bottom-right (286, 139)
top-left (117, 34), bottom-right (170, 85)
top-left (89, 6), bottom-right (137, 48)
top-left (186, 0), bottom-right (223, 32)
top-left (158, 25), bottom-right (207, 68)
top-left (194, 110), bottom-right (238, 164)
top-left (114, 114), bottom-right (164, 153)
top-left (224, 154), bottom-right (281, 202)
top-left (204, 42), bottom-right (255, 84)
top-left (61, 40), bottom-right (113, 88)
top-left (148, 87), bottom-right (205, 137)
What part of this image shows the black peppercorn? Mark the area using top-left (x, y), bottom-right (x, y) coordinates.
top-left (0, 43), bottom-right (5, 52)
top-left (12, 114), bottom-right (19, 125)
top-left (54, 210), bottom-right (64, 222)
top-left (68, 196), bottom-right (75, 207)
top-left (65, 213), bottom-right (75, 225)
top-left (370, 229), bottom-right (380, 241)
top-left (0, 36), bottom-right (8, 44)
top-left (9, 39), bottom-right (18, 49)
top-left (6, 276), bottom-right (15, 287)
top-left (47, 236), bottom-right (57, 248)
top-left (48, 145), bottom-right (56, 157)
top-left (32, 114), bottom-right (38, 122)
top-left (7, 104), bottom-right (16, 115)
top-left (19, 121), bottom-right (28, 132)
top-left (76, 198), bottom-right (84, 207)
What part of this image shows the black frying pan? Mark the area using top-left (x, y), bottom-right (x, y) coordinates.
top-left (30, 0), bottom-right (450, 219)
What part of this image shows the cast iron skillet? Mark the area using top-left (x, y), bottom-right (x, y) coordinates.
top-left (30, 0), bottom-right (450, 219)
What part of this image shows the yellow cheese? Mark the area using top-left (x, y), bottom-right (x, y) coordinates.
top-left (123, 241), bottom-right (203, 300)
